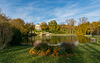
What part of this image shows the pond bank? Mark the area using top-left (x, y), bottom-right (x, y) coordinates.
top-left (50, 34), bottom-right (77, 36)
top-left (84, 35), bottom-right (96, 42)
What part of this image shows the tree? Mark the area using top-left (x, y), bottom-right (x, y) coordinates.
top-left (87, 24), bottom-right (94, 35)
top-left (79, 17), bottom-right (88, 24)
top-left (11, 18), bottom-right (29, 36)
top-left (60, 24), bottom-right (68, 31)
top-left (65, 18), bottom-right (77, 34)
top-left (11, 18), bottom-right (25, 29)
top-left (48, 20), bottom-right (59, 31)
top-left (0, 9), bottom-right (11, 22)
top-left (77, 17), bottom-right (88, 35)
top-left (93, 21), bottom-right (100, 35)
top-left (41, 22), bottom-right (48, 31)
top-left (0, 22), bottom-right (13, 50)
top-left (0, 9), bottom-right (13, 49)
top-left (25, 22), bottom-right (35, 33)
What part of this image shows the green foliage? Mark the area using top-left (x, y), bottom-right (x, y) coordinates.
top-left (25, 22), bottom-right (35, 33)
top-left (10, 27), bottom-right (22, 46)
top-left (0, 10), bottom-right (25, 48)
top-left (48, 20), bottom-right (59, 32)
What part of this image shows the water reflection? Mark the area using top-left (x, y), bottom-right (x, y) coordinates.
top-left (77, 36), bottom-right (91, 43)
top-left (21, 36), bottom-right (91, 45)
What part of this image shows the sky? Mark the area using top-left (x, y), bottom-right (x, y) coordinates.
top-left (0, 0), bottom-right (100, 25)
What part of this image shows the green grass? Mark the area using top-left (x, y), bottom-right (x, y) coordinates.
top-left (0, 36), bottom-right (100, 63)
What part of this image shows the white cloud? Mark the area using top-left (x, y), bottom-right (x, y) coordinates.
top-left (46, 0), bottom-right (100, 25)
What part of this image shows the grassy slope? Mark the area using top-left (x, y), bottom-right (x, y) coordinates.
top-left (0, 36), bottom-right (100, 63)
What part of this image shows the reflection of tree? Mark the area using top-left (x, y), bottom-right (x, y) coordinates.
top-left (22, 36), bottom-right (82, 45)
top-left (45, 36), bottom-right (77, 44)
top-left (77, 36), bottom-right (91, 43)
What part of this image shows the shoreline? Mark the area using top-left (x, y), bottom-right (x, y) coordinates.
top-left (84, 35), bottom-right (96, 42)
top-left (48, 34), bottom-right (76, 36)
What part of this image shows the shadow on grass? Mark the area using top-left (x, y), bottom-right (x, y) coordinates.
top-left (17, 55), bottom-right (43, 63)
top-left (78, 44), bottom-right (100, 63)
top-left (90, 42), bottom-right (100, 46)
top-left (78, 44), bottom-right (91, 52)
top-left (0, 45), bottom-right (33, 54)
top-left (0, 45), bottom-right (35, 63)
top-left (85, 44), bottom-right (100, 53)
top-left (56, 46), bottom-right (85, 63)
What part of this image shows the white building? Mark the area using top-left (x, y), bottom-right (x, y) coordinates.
top-left (35, 23), bottom-right (41, 31)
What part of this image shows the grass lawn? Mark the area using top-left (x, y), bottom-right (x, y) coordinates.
top-left (0, 35), bottom-right (100, 63)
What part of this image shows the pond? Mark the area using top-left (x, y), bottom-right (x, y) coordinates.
top-left (21, 35), bottom-right (92, 46)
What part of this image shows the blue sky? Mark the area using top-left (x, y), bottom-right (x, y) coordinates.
top-left (0, 0), bottom-right (100, 25)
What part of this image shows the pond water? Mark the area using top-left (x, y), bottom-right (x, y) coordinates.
top-left (21, 36), bottom-right (92, 45)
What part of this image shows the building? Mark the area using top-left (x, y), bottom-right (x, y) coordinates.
top-left (35, 23), bottom-right (41, 31)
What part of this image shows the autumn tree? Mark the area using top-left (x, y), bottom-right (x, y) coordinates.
top-left (65, 18), bottom-right (76, 34)
top-left (48, 20), bottom-right (59, 31)
top-left (0, 10), bottom-right (14, 49)
top-left (25, 22), bottom-right (35, 32)
top-left (11, 18), bottom-right (25, 29)
top-left (93, 21), bottom-right (100, 35)
top-left (87, 24), bottom-right (94, 35)
top-left (0, 22), bottom-right (14, 49)
top-left (25, 23), bottom-right (32, 31)
top-left (0, 9), bottom-right (11, 22)
top-left (11, 18), bottom-right (29, 36)
top-left (77, 17), bottom-right (88, 35)
top-left (41, 22), bottom-right (48, 31)
top-left (59, 24), bottom-right (68, 31)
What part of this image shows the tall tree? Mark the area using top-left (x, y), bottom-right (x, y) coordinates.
top-left (77, 17), bottom-right (88, 35)
top-left (79, 17), bottom-right (88, 24)
top-left (65, 18), bottom-right (76, 34)
top-left (0, 10), bottom-right (13, 49)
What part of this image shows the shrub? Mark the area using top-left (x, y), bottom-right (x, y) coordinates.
top-left (45, 49), bottom-right (51, 55)
top-left (61, 42), bottom-right (76, 53)
top-left (34, 42), bottom-right (49, 51)
top-left (52, 46), bottom-right (60, 56)
top-left (29, 42), bottom-right (76, 56)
